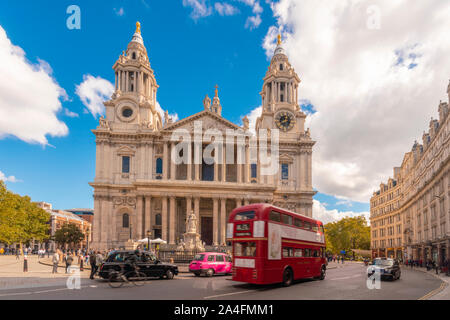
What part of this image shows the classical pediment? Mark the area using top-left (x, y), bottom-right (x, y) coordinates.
top-left (161, 110), bottom-right (243, 133)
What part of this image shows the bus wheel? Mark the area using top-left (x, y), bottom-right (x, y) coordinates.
top-left (319, 266), bottom-right (326, 280)
top-left (282, 268), bottom-right (293, 287)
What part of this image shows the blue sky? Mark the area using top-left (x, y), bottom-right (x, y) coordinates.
top-left (0, 0), bottom-right (402, 220)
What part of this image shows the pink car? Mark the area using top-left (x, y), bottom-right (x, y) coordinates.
top-left (189, 252), bottom-right (232, 277)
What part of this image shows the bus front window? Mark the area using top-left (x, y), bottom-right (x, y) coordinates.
top-left (234, 242), bottom-right (256, 257)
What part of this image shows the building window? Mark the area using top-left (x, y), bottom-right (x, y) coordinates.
top-left (280, 64), bottom-right (283, 71)
top-left (132, 52), bottom-right (136, 59)
top-left (251, 164), bottom-right (257, 178)
top-left (156, 158), bottom-right (163, 174)
top-left (155, 214), bottom-right (162, 226)
top-left (281, 163), bottom-right (289, 180)
top-left (122, 214), bottom-right (129, 228)
top-left (122, 156), bottom-right (130, 173)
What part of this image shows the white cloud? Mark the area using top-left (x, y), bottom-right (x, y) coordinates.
top-left (114, 7), bottom-right (125, 16)
top-left (215, 2), bottom-right (239, 16)
top-left (75, 75), bottom-right (114, 119)
top-left (313, 200), bottom-right (369, 225)
top-left (264, 0), bottom-right (450, 202)
top-left (63, 108), bottom-right (79, 118)
top-left (0, 25), bottom-right (68, 145)
top-left (245, 15), bottom-right (262, 29)
top-left (182, 0), bottom-right (213, 19)
top-left (239, 0), bottom-right (263, 29)
top-left (0, 170), bottom-right (19, 183)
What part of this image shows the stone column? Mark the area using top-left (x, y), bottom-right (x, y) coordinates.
top-left (237, 144), bottom-right (243, 184)
top-left (136, 196), bottom-right (143, 240)
top-left (93, 196), bottom-right (101, 247)
top-left (236, 199), bottom-right (242, 208)
top-left (169, 197), bottom-right (176, 245)
top-left (186, 197), bottom-right (192, 217)
top-left (245, 142), bottom-right (250, 183)
top-left (161, 196), bottom-right (168, 242)
top-left (220, 198), bottom-right (227, 245)
top-left (145, 196), bottom-right (152, 237)
top-left (170, 142), bottom-right (176, 180)
top-left (213, 197), bottom-right (219, 246)
top-left (187, 142), bottom-right (192, 181)
top-left (221, 144), bottom-right (226, 182)
top-left (194, 142), bottom-right (200, 181)
top-left (148, 143), bottom-right (154, 180)
top-left (244, 199), bottom-right (250, 206)
top-left (214, 149), bottom-right (219, 182)
top-left (163, 142), bottom-right (169, 180)
top-left (194, 197), bottom-right (200, 222)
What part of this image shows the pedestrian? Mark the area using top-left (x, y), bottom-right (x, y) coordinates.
top-left (15, 249), bottom-right (20, 260)
top-left (89, 251), bottom-right (97, 279)
top-left (23, 254), bottom-right (28, 272)
top-left (52, 251), bottom-right (59, 274)
top-left (79, 253), bottom-right (84, 272)
top-left (65, 253), bottom-right (73, 274)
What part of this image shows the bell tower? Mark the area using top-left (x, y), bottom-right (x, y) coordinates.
top-left (256, 35), bottom-right (306, 137)
top-left (255, 34), bottom-right (316, 217)
top-left (103, 22), bottom-right (162, 130)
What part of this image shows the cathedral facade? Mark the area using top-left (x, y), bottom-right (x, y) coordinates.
top-left (90, 23), bottom-right (316, 250)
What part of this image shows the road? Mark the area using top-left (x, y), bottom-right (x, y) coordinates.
top-left (0, 262), bottom-right (444, 300)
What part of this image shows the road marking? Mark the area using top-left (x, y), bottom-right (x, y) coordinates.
top-left (418, 281), bottom-right (448, 300)
top-left (328, 274), bottom-right (361, 281)
top-left (204, 290), bottom-right (255, 299)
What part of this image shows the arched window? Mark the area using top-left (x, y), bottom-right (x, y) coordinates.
top-left (122, 214), bottom-right (129, 228)
top-left (156, 158), bottom-right (163, 174)
top-left (155, 214), bottom-right (162, 225)
top-left (132, 52), bottom-right (136, 59)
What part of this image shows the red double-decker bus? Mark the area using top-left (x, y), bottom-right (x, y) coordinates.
top-left (227, 203), bottom-right (327, 286)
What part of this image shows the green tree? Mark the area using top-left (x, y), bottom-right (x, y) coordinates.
top-left (53, 223), bottom-right (85, 249)
top-left (324, 216), bottom-right (370, 257)
top-left (0, 181), bottom-right (50, 248)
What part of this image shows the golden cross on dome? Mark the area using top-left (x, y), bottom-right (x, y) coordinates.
top-left (277, 34), bottom-right (282, 45)
top-left (136, 21), bottom-right (141, 34)
top-left (214, 84), bottom-right (219, 96)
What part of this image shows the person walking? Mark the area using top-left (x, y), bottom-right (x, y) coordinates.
top-left (52, 251), bottom-right (59, 274)
top-left (15, 249), bottom-right (20, 260)
top-left (65, 253), bottom-right (73, 274)
top-left (89, 251), bottom-right (97, 280)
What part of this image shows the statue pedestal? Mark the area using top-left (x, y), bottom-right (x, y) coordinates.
top-left (124, 240), bottom-right (135, 250)
top-left (181, 232), bottom-right (204, 251)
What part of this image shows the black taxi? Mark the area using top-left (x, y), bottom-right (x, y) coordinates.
top-left (98, 250), bottom-right (178, 280)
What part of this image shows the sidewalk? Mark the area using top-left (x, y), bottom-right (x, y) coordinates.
top-left (411, 266), bottom-right (450, 300)
top-left (0, 255), bottom-right (91, 291)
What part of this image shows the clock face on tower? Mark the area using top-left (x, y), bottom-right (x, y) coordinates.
top-left (275, 111), bottom-right (295, 132)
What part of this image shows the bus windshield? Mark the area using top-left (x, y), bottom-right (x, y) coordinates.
top-left (234, 242), bottom-right (257, 257)
top-left (234, 211), bottom-right (255, 221)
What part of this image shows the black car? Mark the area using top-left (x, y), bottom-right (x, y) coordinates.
top-left (98, 250), bottom-right (178, 280)
top-left (367, 258), bottom-right (401, 280)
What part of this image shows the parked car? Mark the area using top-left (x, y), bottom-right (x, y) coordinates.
top-left (367, 257), bottom-right (401, 281)
top-left (189, 252), bottom-right (232, 277)
top-left (98, 250), bottom-right (178, 280)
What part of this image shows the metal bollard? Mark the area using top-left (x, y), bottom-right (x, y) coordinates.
top-left (23, 255), bottom-right (28, 272)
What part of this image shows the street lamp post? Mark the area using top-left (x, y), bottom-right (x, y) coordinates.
top-left (147, 230), bottom-right (151, 251)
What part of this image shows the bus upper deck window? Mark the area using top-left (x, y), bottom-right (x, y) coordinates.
top-left (294, 218), bottom-right (302, 228)
top-left (312, 224), bottom-right (318, 232)
top-left (304, 221), bottom-right (311, 230)
top-left (281, 214), bottom-right (292, 225)
top-left (235, 211), bottom-right (255, 221)
top-left (269, 210), bottom-right (281, 222)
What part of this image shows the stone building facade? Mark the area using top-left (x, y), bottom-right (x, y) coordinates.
top-left (370, 81), bottom-right (450, 264)
top-left (89, 24), bottom-right (316, 250)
